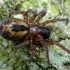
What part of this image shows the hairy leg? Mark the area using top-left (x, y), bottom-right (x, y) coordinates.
top-left (41, 18), bottom-right (69, 26)
top-left (9, 10), bottom-right (28, 22)
top-left (28, 42), bottom-right (35, 62)
top-left (27, 9), bottom-right (37, 23)
top-left (35, 9), bottom-right (46, 23)
top-left (14, 40), bottom-right (29, 48)
top-left (37, 34), bottom-right (50, 64)
top-left (46, 39), bottom-right (70, 53)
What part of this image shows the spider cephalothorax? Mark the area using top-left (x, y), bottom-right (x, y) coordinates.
top-left (0, 9), bottom-right (70, 63)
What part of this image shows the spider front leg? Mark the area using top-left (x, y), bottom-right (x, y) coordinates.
top-left (37, 35), bottom-right (50, 64)
top-left (46, 39), bottom-right (70, 53)
top-left (41, 18), bottom-right (69, 26)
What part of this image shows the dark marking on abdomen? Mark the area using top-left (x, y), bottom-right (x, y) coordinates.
top-left (12, 24), bottom-right (28, 32)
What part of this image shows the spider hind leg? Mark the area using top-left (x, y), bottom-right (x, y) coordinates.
top-left (9, 11), bottom-right (28, 22)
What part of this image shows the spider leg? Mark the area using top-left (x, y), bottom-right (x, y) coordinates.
top-left (37, 34), bottom-right (50, 64)
top-left (46, 39), bottom-right (70, 53)
top-left (35, 9), bottom-right (46, 23)
top-left (14, 41), bottom-right (29, 48)
top-left (41, 18), bottom-right (69, 26)
top-left (27, 9), bottom-right (37, 23)
top-left (28, 42), bottom-right (35, 62)
top-left (9, 11), bottom-right (28, 22)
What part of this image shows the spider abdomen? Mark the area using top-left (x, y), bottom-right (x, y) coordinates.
top-left (0, 18), bottom-right (28, 41)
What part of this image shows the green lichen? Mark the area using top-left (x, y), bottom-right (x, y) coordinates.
top-left (0, 0), bottom-right (70, 70)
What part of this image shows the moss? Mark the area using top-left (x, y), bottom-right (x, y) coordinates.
top-left (0, 0), bottom-right (70, 70)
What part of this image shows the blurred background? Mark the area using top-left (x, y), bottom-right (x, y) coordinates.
top-left (0, 0), bottom-right (70, 70)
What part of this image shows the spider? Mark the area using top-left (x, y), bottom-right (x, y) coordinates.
top-left (0, 9), bottom-right (70, 64)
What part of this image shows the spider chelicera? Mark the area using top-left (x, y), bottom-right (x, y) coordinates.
top-left (0, 9), bottom-right (70, 64)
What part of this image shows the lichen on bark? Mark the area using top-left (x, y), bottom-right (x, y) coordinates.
top-left (0, 0), bottom-right (70, 70)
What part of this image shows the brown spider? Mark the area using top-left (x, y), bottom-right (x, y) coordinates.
top-left (0, 9), bottom-right (70, 64)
